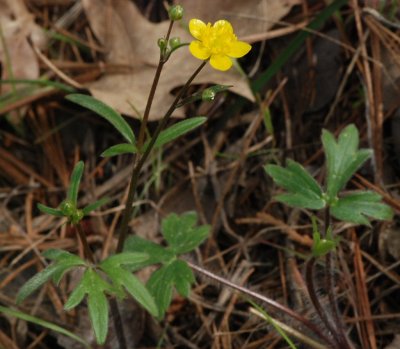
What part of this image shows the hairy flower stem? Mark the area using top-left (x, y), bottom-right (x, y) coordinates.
top-left (187, 261), bottom-right (336, 347)
top-left (137, 20), bottom-right (174, 149)
top-left (115, 60), bottom-right (206, 254)
top-left (74, 223), bottom-right (95, 263)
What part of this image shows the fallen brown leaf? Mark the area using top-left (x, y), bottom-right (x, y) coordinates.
top-left (177, 0), bottom-right (301, 37)
top-left (82, 0), bottom-right (261, 120)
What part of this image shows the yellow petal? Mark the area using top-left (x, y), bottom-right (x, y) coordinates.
top-left (210, 54), bottom-right (232, 71)
top-left (189, 41), bottom-right (210, 60)
top-left (228, 41), bottom-right (252, 58)
top-left (189, 19), bottom-right (206, 40)
top-left (213, 20), bottom-right (233, 35)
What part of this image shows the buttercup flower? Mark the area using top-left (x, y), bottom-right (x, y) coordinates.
top-left (189, 19), bottom-right (252, 71)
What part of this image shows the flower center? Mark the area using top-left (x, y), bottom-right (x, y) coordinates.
top-left (200, 23), bottom-right (236, 55)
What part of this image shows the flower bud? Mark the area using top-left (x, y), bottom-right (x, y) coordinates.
top-left (169, 37), bottom-right (181, 49)
top-left (60, 200), bottom-right (75, 216)
top-left (158, 38), bottom-right (167, 50)
top-left (71, 209), bottom-right (84, 224)
top-left (168, 5), bottom-right (184, 21)
top-left (202, 88), bottom-right (216, 101)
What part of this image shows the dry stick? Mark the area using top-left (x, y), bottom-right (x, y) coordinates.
top-left (115, 60), bottom-right (207, 253)
top-left (187, 261), bottom-right (336, 348)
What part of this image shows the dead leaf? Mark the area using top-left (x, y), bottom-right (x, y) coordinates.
top-left (0, 0), bottom-right (47, 124)
top-left (0, 0), bottom-right (45, 83)
top-left (82, 0), bottom-right (257, 120)
top-left (177, 0), bottom-right (301, 37)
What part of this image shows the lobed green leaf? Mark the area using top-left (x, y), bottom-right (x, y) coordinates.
top-left (16, 264), bottom-right (61, 304)
top-left (66, 94), bottom-right (135, 144)
top-left (322, 125), bottom-right (372, 200)
top-left (147, 260), bottom-right (194, 318)
top-left (101, 143), bottom-right (137, 157)
top-left (265, 160), bottom-right (325, 210)
top-left (85, 269), bottom-right (110, 345)
top-left (123, 236), bottom-right (175, 269)
top-left (330, 191), bottom-right (393, 225)
top-left (161, 212), bottom-right (210, 254)
top-left (101, 264), bottom-right (158, 317)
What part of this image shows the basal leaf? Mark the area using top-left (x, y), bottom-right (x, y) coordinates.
top-left (101, 143), bottom-right (137, 157)
top-left (85, 269), bottom-right (110, 345)
top-left (322, 125), bottom-right (372, 200)
top-left (161, 212), bottom-right (210, 254)
top-left (146, 265), bottom-right (173, 319)
top-left (42, 249), bottom-right (85, 265)
top-left (16, 264), bottom-right (61, 304)
top-left (123, 236), bottom-right (175, 269)
top-left (172, 260), bottom-right (194, 297)
top-left (147, 260), bottom-right (195, 318)
top-left (67, 161), bottom-right (84, 206)
top-left (331, 191), bottom-right (393, 225)
top-left (265, 160), bottom-right (325, 210)
top-left (100, 252), bottom-right (150, 270)
top-left (64, 279), bottom-right (86, 310)
top-left (145, 117), bottom-right (206, 150)
top-left (101, 263), bottom-right (158, 317)
top-left (66, 94), bottom-right (135, 144)
top-left (37, 203), bottom-right (64, 217)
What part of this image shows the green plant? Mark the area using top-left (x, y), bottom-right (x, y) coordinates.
top-left (16, 5), bottom-right (250, 347)
top-left (265, 124), bottom-right (393, 348)
top-left (14, 2), bottom-right (393, 348)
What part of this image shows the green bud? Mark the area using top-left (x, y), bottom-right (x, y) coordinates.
top-left (202, 88), bottom-right (216, 101)
top-left (71, 209), bottom-right (84, 224)
top-left (169, 37), bottom-right (181, 49)
top-left (158, 38), bottom-right (167, 50)
top-left (168, 5), bottom-right (184, 21)
top-left (60, 200), bottom-right (75, 216)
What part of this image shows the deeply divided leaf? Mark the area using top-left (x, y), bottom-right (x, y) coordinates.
top-left (100, 254), bottom-right (158, 316)
top-left (147, 260), bottom-right (195, 318)
top-left (17, 250), bottom-right (86, 304)
top-left (16, 264), bottom-right (62, 304)
top-left (161, 212), bottom-right (210, 254)
top-left (66, 94), bottom-right (135, 144)
top-left (322, 125), bottom-right (372, 200)
top-left (85, 269), bottom-right (111, 345)
top-left (67, 161), bottom-right (84, 206)
top-left (265, 160), bottom-right (325, 210)
top-left (331, 191), bottom-right (393, 225)
top-left (123, 236), bottom-right (175, 269)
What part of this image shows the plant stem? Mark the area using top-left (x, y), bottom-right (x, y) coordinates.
top-left (305, 257), bottom-right (339, 346)
top-left (323, 207), bottom-right (351, 348)
top-left (110, 298), bottom-right (127, 349)
top-left (74, 223), bottom-right (95, 263)
top-left (187, 260), bottom-right (336, 347)
top-left (115, 60), bottom-right (207, 253)
top-left (137, 20), bottom-right (174, 149)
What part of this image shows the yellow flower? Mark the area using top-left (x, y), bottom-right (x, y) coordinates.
top-left (189, 19), bottom-right (252, 71)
